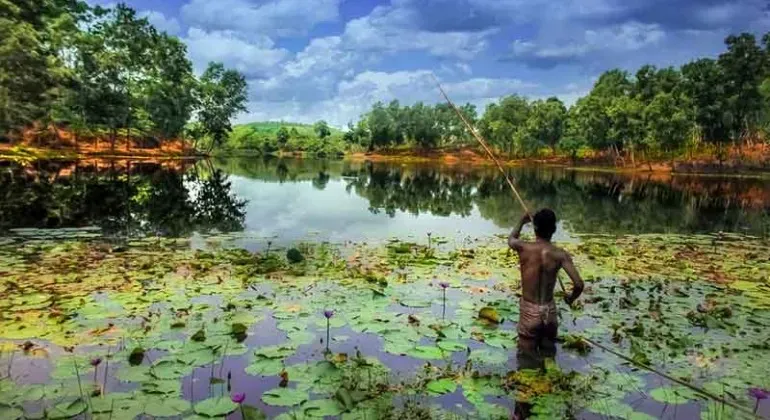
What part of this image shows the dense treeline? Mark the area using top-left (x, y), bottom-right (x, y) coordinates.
top-left (345, 33), bottom-right (770, 164)
top-left (0, 1), bottom-right (247, 152)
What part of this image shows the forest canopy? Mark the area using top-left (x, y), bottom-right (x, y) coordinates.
top-left (0, 0), bottom-right (247, 151)
top-left (338, 32), bottom-right (770, 161)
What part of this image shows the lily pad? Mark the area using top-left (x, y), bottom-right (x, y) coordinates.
top-left (649, 386), bottom-right (697, 405)
top-left (301, 399), bottom-right (345, 417)
top-left (194, 397), bottom-right (238, 417)
top-left (262, 388), bottom-right (309, 407)
top-left (437, 340), bottom-right (467, 352)
top-left (48, 398), bottom-right (88, 419)
top-left (399, 298), bottom-right (432, 308)
top-left (478, 307), bottom-right (502, 323)
top-left (469, 348), bottom-right (508, 365)
top-left (405, 345), bottom-right (445, 360)
top-left (0, 404), bottom-right (22, 420)
top-left (242, 405), bottom-right (267, 420)
top-left (426, 378), bottom-right (457, 395)
top-left (245, 358), bottom-right (284, 376)
top-left (144, 397), bottom-right (191, 417)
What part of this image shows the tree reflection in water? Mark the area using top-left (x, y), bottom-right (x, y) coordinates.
top-left (0, 159), bottom-right (246, 236)
top-left (2, 157), bottom-right (769, 238)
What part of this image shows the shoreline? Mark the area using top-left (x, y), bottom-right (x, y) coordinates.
top-left (3, 144), bottom-right (769, 178)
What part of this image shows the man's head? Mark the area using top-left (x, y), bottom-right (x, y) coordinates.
top-left (533, 208), bottom-right (557, 241)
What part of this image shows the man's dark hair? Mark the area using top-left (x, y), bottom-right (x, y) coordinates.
top-left (533, 208), bottom-right (557, 240)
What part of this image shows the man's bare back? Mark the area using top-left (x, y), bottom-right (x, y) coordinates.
top-left (508, 210), bottom-right (584, 339)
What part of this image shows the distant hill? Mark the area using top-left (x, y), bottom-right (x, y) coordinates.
top-left (232, 121), bottom-right (341, 137)
top-left (222, 121), bottom-right (347, 156)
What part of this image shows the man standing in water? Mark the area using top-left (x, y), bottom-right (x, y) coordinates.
top-left (508, 209), bottom-right (584, 343)
top-left (509, 209), bottom-right (584, 419)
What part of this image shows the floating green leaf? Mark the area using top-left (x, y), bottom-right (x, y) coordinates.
top-left (469, 348), bottom-right (508, 365)
top-left (48, 398), bottom-right (88, 419)
top-left (262, 388), bottom-right (309, 407)
top-left (194, 397), bottom-right (238, 417)
top-left (0, 404), bottom-right (22, 420)
top-left (426, 378), bottom-right (457, 395)
top-left (436, 340), bottom-right (467, 352)
top-left (405, 345), bottom-right (445, 360)
top-left (301, 399), bottom-right (345, 417)
top-left (649, 386), bottom-right (697, 405)
top-left (242, 405), bottom-right (267, 420)
top-left (245, 358), bottom-right (284, 376)
top-left (144, 397), bottom-right (191, 417)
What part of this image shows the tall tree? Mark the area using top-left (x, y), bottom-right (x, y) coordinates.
top-left (524, 97), bottom-right (567, 153)
top-left (313, 120), bottom-right (331, 140)
top-left (276, 126), bottom-right (289, 148)
top-left (681, 58), bottom-right (731, 146)
top-left (718, 33), bottom-right (766, 140)
top-left (0, 0), bottom-right (84, 135)
top-left (196, 62), bottom-right (248, 153)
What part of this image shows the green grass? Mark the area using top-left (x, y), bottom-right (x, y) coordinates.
top-left (233, 121), bottom-right (341, 138)
top-left (223, 121), bottom-right (346, 157)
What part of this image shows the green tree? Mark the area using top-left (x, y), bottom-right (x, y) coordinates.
top-left (607, 95), bottom-right (644, 164)
top-left (524, 97), bottom-right (567, 154)
top-left (367, 102), bottom-right (396, 151)
top-left (408, 102), bottom-right (441, 148)
top-left (196, 62), bottom-right (248, 153)
top-left (313, 120), bottom-right (331, 140)
top-left (479, 95), bottom-right (530, 156)
top-left (681, 58), bottom-right (731, 146)
top-left (0, 0), bottom-right (83, 135)
top-left (718, 33), bottom-right (766, 140)
top-left (643, 92), bottom-right (693, 158)
top-left (276, 126), bottom-right (290, 148)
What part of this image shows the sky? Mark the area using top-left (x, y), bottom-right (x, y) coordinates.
top-left (89, 0), bottom-right (770, 127)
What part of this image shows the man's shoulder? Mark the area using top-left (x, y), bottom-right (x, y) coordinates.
top-left (544, 243), bottom-right (570, 259)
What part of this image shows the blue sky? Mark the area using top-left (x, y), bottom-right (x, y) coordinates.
top-left (90, 0), bottom-right (770, 127)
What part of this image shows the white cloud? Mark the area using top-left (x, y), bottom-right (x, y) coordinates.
top-left (183, 28), bottom-right (289, 77)
top-left (341, 3), bottom-right (494, 60)
top-left (139, 10), bottom-right (181, 35)
top-left (510, 21), bottom-right (665, 65)
top-left (180, 0), bottom-right (342, 37)
top-left (456, 62), bottom-right (473, 75)
top-left (239, 70), bottom-right (538, 127)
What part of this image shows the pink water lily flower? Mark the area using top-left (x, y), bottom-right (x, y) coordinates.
top-left (324, 310), bottom-right (334, 319)
top-left (749, 387), bottom-right (769, 400)
top-left (231, 392), bottom-right (246, 404)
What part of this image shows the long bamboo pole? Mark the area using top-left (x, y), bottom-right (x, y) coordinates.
top-left (430, 74), bottom-right (530, 216)
top-left (431, 74), bottom-right (761, 418)
top-left (582, 336), bottom-right (761, 418)
top-left (430, 74), bottom-right (565, 292)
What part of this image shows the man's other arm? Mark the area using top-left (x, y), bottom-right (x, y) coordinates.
top-left (561, 252), bottom-right (584, 306)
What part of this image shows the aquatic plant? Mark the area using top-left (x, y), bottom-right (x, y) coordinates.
top-left (749, 387), bottom-right (769, 413)
top-left (0, 233), bottom-right (768, 419)
top-left (439, 281), bottom-right (449, 320)
top-left (231, 392), bottom-right (246, 417)
top-left (286, 248), bottom-right (304, 264)
top-left (324, 310), bottom-right (335, 352)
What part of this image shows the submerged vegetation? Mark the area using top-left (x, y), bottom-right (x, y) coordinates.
top-left (0, 231), bottom-right (768, 419)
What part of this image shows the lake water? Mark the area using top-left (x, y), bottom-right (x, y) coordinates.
top-left (1, 157), bottom-right (769, 420)
top-left (2, 157), bottom-right (769, 242)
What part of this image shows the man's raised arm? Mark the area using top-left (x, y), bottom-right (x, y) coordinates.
top-left (508, 213), bottom-right (531, 251)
